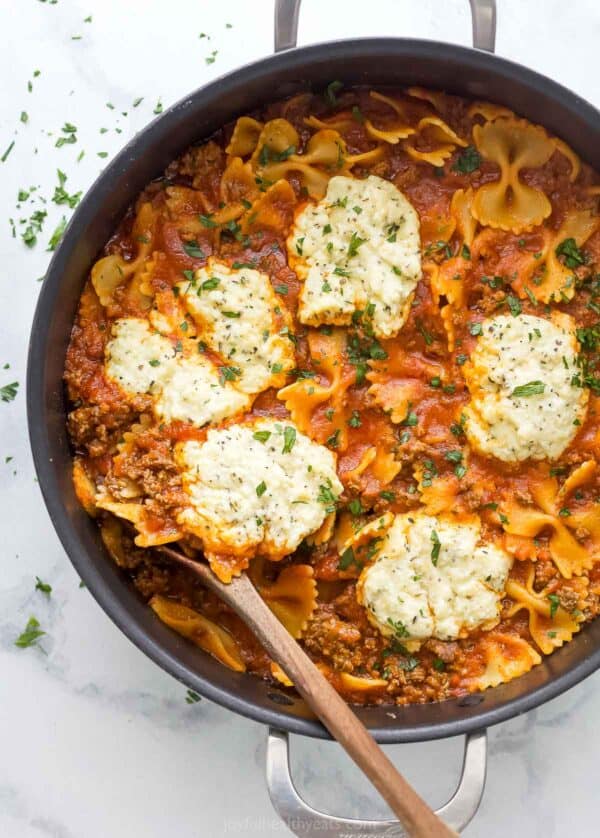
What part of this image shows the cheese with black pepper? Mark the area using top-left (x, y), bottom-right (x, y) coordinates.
top-left (176, 419), bottom-right (343, 560)
top-left (105, 317), bottom-right (249, 426)
top-left (357, 512), bottom-right (511, 643)
top-left (463, 312), bottom-right (587, 462)
top-left (179, 259), bottom-right (295, 394)
top-left (288, 175), bottom-right (421, 339)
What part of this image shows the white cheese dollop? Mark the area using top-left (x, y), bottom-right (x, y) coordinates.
top-left (105, 317), bottom-right (249, 426)
top-left (176, 419), bottom-right (343, 561)
top-left (357, 512), bottom-right (511, 643)
top-left (288, 174), bottom-right (421, 339)
top-left (179, 259), bottom-right (295, 394)
top-left (463, 313), bottom-right (587, 462)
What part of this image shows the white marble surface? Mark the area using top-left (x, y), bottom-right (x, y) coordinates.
top-left (1, 1), bottom-right (600, 835)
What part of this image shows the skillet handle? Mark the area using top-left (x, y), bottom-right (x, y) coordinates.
top-left (274, 0), bottom-right (496, 53)
top-left (266, 727), bottom-right (487, 836)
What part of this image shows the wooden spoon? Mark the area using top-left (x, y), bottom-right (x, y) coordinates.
top-left (159, 546), bottom-right (456, 837)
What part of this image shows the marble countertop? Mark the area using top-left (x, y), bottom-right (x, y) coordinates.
top-left (1, 1), bottom-right (599, 835)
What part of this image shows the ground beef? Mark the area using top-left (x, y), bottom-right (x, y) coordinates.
top-left (424, 639), bottom-right (459, 663)
top-left (534, 557), bottom-right (559, 589)
top-left (68, 404), bottom-right (135, 455)
top-left (303, 604), bottom-right (363, 673)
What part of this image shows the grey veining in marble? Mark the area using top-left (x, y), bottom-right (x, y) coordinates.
top-left (1, 1), bottom-right (599, 836)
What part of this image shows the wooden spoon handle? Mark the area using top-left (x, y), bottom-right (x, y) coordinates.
top-left (159, 549), bottom-right (456, 837)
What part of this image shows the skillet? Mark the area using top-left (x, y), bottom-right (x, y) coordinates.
top-left (27, 1), bottom-right (600, 833)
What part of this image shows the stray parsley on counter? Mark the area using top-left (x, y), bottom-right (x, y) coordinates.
top-left (47, 216), bottom-right (67, 251)
top-left (1, 381), bottom-right (19, 402)
top-left (15, 616), bottom-right (45, 649)
top-left (35, 577), bottom-right (52, 595)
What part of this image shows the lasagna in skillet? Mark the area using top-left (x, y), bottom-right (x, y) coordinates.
top-left (65, 84), bottom-right (600, 705)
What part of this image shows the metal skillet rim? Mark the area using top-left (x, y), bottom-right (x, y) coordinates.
top-left (27, 36), bottom-right (600, 742)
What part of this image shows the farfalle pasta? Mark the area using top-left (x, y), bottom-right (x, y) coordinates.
top-left (471, 118), bottom-right (555, 232)
top-left (65, 83), bottom-right (600, 708)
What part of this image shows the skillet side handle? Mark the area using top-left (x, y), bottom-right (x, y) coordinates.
top-left (266, 728), bottom-right (487, 837)
top-left (274, 0), bottom-right (496, 53)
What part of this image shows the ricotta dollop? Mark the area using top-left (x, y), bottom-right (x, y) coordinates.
top-left (358, 512), bottom-right (511, 643)
top-left (288, 175), bottom-right (421, 339)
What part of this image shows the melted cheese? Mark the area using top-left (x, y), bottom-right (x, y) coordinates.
top-left (105, 317), bottom-right (174, 395)
top-left (176, 419), bottom-right (343, 560)
top-left (105, 317), bottom-right (249, 426)
top-left (179, 259), bottom-right (295, 394)
top-left (463, 313), bottom-right (587, 462)
top-left (288, 175), bottom-right (421, 339)
top-left (358, 513), bottom-right (511, 643)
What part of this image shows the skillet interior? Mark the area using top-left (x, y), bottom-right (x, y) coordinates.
top-left (28, 38), bottom-right (600, 742)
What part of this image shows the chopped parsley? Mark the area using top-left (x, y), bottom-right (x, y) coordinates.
top-left (506, 295), bottom-right (522, 317)
top-left (259, 144), bottom-right (296, 166)
top-left (183, 240), bottom-right (205, 259)
top-left (282, 425), bottom-right (296, 454)
top-left (511, 380), bottom-right (545, 398)
top-left (386, 617), bottom-right (410, 639)
top-left (325, 80), bottom-right (344, 106)
top-left (445, 450), bottom-right (463, 463)
top-left (317, 482), bottom-right (339, 513)
top-left (47, 216), bottom-right (67, 251)
top-left (347, 231), bottom-right (366, 258)
top-left (452, 145), bottom-right (481, 174)
top-left (347, 410), bottom-right (362, 428)
top-left (547, 593), bottom-right (560, 619)
top-left (253, 430), bottom-right (271, 443)
top-left (424, 240), bottom-right (452, 260)
top-left (348, 498), bottom-right (363, 516)
top-left (430, 529), bottom-right (441, 565)
top-left (421, 458), bottom-right (438, 488)
top-left (15, 616), bottom-right (45, 649)
top-left (1, 381), bottom-right (19, 403)
top-left (35, 577), bottom-right (52, 595)
top-left (200, 277), bottom-right (219, 291)
top-left (256, 481), bottom-right (267, 497)
top-left (1, 141), bottom-right (15, 163)
top-left (416, 319), bottom-right (434, 346)
top-left (338, 546), bottom-right (360, 571)
top-left (326, 429), bottom-right (341, 449)
top-left (186, 689), bottom-right (202, 704)
top-left (555, 237), bottom-right (586, 269)
top-left (52, 169), bottom-right (81, 208)
top-left (219, 365), bottom-right (241, 383)
top-left (403, 411), bottom-right (418, 427)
